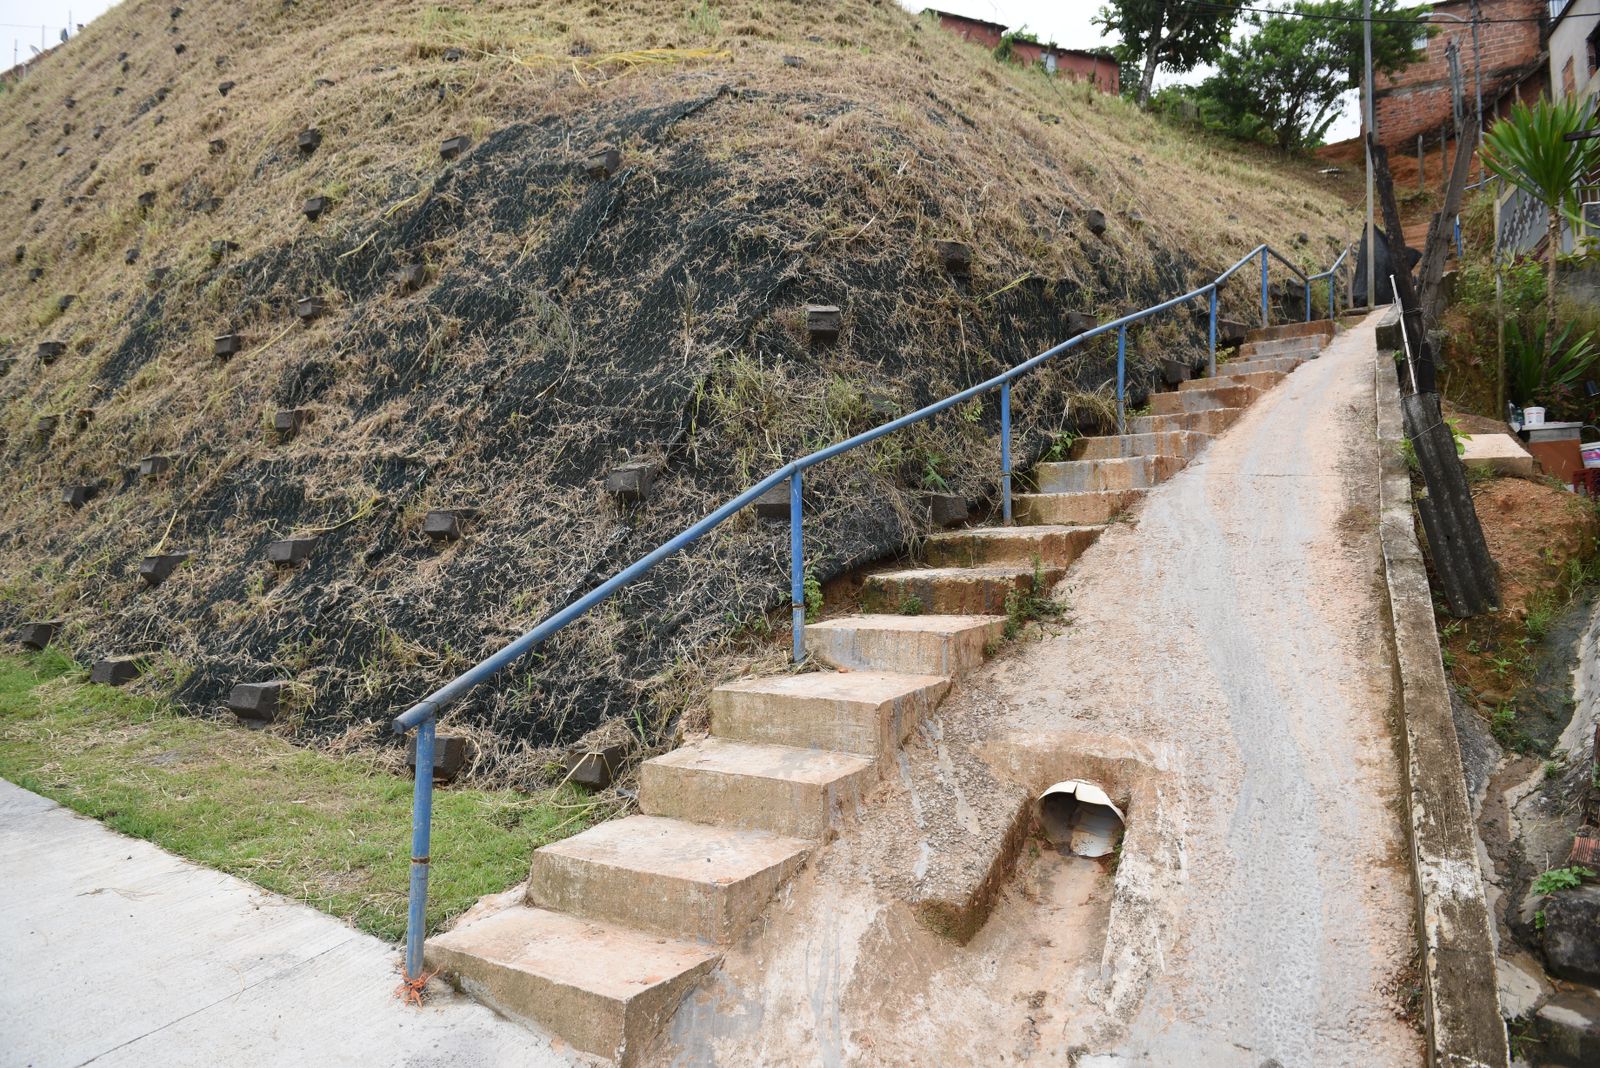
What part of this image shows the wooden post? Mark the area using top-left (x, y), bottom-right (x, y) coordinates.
top-left (1403, 391), bottom-right (1500, 616)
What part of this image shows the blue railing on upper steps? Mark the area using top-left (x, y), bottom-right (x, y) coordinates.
top-left (390, 239), bottom-right (1353, 981)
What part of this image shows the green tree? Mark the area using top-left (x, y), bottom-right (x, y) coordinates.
top-left (1094, 1), bottom-right (1237, 108)
top-left (1198, 1), bottom-right (1427, 150)
top-left (1482, 96), bottom-right (1600, 365)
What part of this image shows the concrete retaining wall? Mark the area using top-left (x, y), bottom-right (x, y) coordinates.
top-left (1373, 341), bottom-right (1510, 1067)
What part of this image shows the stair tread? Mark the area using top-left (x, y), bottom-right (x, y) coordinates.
top-left (716, 668), bottom-right (949, 702)
top-left (1013, 489), bottom-right (1145, 499)
top-left (807, 613), bottom-right (1007, 635)
top-left (925, 523), bottom-right (1100, 541)
top-left (428, 904), bottom-right (718, 1001)
top-left (646, 737), bottom-right (872, 784)
top-left (537, 814), bottom-right (810, 884)
top-left (869, 564), bottom-right (1046, 581)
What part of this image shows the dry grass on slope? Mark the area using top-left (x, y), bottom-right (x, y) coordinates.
top-left (0, 0), bottom-right (1359, 784)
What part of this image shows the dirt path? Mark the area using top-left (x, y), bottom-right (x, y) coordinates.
top-left (656, 312), bottom-right (1421, 1067)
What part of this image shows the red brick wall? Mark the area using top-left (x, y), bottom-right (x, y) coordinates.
top-left (934, 13), bottom-right (1119, 93)
top-left (934, 12), bottom-right (1004, 51)
top-left (1373, 0), bottom-right (1546, 149)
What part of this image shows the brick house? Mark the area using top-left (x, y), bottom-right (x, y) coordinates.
top-left (1548, 0), bottom-right (1600, 105)
top-left (927, 9), bottom-right (1120, 94)
top-left (1373, 0), bottom-right (1548, 150)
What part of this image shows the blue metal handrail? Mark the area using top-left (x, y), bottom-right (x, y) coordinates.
top-left (390, 239), bottom-right (1341, 980)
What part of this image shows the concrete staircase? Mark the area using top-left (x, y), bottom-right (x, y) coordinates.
top-left (423, 319), bottom-right (1336, 1064)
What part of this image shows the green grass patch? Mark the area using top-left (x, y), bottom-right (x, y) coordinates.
top-left (0, 650), bottom-right (597, 941)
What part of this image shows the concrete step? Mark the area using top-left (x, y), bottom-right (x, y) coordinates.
top-left (1130, 408), bottom-right (1245, 436)
top-left (805, 613), bottom-right (1006, 675)
top-left (861, 564), bottom-right (1062, 616)
top-left (426, 905), bottom-right (718, 1066)
top-left (1245, 319), bottom-right (1334, 345)
top-left (1238, 336), bottom-right (1325, 359)
top-left (525, 815), bottom-right (810, 945)
top-left (1072, 431), bottom-right (1214, 461)
top-left (1220, 355), bottom-right (1304, 377)
top-left (1013, 489), bottom-right (1144, 525)
top-left (710, 669), bottom-right (950, 756)
top-left (1150, 383), bottom-right (1260, 416)
top-left (640, 738), bottom-right (875, 840)
top-left (923, 524), bottom-right (1100, 568)
top-left (1034, 454), bottom-right (1185, 493)
top-left (1180, 370), bottom-right (1284, 393)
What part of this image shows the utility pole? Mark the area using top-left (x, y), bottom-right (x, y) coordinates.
top-left (1470, 0), bottom-right (1483, 134)
top-left (1364, 0), bottom-right (1376, 307)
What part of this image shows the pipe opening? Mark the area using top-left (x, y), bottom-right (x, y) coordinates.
top-left (1036, 779), bottom-right (1124, 859)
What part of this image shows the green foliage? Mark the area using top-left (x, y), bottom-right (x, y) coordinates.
top-left (803, 567), bottom-right (824, 624)
top-left (1483, 96), bottom-right (1600, 237)
top-left (1193, 1), bottom-right (1426, 149)
top-left (1095, 1), bottom-right (1238, 105)
top-left (685, 0), bottom-right (720, 37)
top-left (1504, 317), bottom-right (1600, 408)
top-left (1002, 559), bottom-right (1065, 641)
top-left (1531, 866), bottom-right (1596, 895)
top-left (898, 594), bottom-right (925, 616)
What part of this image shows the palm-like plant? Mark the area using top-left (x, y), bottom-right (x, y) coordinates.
top-left (1482, 96), bottom-right (1600, 367)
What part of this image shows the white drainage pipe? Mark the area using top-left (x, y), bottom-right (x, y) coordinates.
top-left (1036, 779), bottom-right (1125, 858)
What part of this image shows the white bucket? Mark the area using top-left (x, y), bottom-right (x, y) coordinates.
top-left (1583, 442), bottom-right (1600, 469)
top-left (1524, 406), bottom-right (1547, 427)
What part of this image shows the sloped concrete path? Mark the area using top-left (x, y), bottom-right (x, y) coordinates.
top-left (1017, 310), bottom-right (1421, 1064)
top-left (0, 779), bottom-right (569, 1068)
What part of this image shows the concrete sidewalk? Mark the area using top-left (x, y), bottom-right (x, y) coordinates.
top-left (0, 779), bottom-right (568, 1067)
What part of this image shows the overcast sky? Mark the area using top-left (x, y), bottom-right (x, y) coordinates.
top-left (5, 0), bottom-right (1358, 140)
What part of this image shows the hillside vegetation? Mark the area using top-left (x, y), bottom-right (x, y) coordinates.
top-left (0, 0), bottom-right (1357, 782)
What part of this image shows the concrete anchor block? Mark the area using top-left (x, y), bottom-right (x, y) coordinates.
top-left (604, 461), bottom-right (658, 503)
top-left (226, 680), bottom-right (289, 724)
top-left (408, 733), bottom-right (468, 782)
top-left (400, 264), bottom-right (427, 292)
top-left (296, 128), bottom-right (322, 154)
top-left (57, 294), bottom-right (75, 312)
top-left (61, 486), bottom-right (94, 510)
top-left (753, 482), bottom-right (792, 521)
top-left (565, 743), bottom-right (629, 790)
top-left (439, 134), bottom-right (470, 160)
top-left (12, 244), bottom-right (22, 264)
top-left (1085, 209), bottom-right (1107, 236)
top-left (37, 340), bottom-right (66, 364)
top-left (138, 161), bottom-right (156, 176)
top-left (294, 296), bottom-right (325, 322)
top-left (920, 493), bottom-right (968, 527)
top-left (35, 415), bottom-right (60, 440)
top-left (138, 552), bottom-right (189, 587)
top-left (1065, 311), bottom-right (1097, 338)
top-left (138, 455), bottom-right (171, 479)
top-left (301, 196), bottom-right (328, 221)
top-left (1216, 318), bottom-right (1249, 348)
top-left (137, 190), bottom-right (156, 211)
top-left (213, 333), bottom-right (243, 359)
top-left (267, 537), bottom-right (317, 566)
top-left (273, 408), bottom-right (308, 438)
top-left (208, 137), bottom-right (226, 155)
top-left (208, 239), bottom-right (239, 260)
top-left (934, 240), bottom-right (971, 275)
top-left (1160, 357), bottom-right (1194, 388)
top-left (805, 305), bottom-right (841, 342)
top-left (423, 510), bottom-right (469, 543)
top-left (27, 267), bottom-right (44, 282)
top-left (124, 247), bottom-right (140, 265)
top-left (173, 42), bottom-right (186, 55)
top-left (148, 267), bottom-right (171, 288)
top-left (16, 621), bottom-right (62, 650)
top-left (217, 80), bottom-right (235, 96)
top-left (91, 656), bottom-right (141, 686)
top-left (585, 147), bottom-right (621, 179)
top-left (73, 408), bottom-right (95, 431)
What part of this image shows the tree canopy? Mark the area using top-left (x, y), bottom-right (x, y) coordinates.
top-left (1195, 1), bottom-right (1429, 150)
top-left (1095, 0), bottom-right (1237, 108)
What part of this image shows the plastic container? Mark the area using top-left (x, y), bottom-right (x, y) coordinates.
top-left (1524, 406), bottom-right (1547, 427)
top-left (1582, 443), bottom-right (1600, 469)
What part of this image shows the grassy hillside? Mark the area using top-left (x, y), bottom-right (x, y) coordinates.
top-left (0, 0), bottom-right (1357, 780)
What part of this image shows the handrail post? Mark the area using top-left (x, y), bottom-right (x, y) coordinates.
top-left (1259, 247), bottom-right (1270, 328)
top-left (1304, 272), bottom-right (1311, 322)
top-left (790, 469), bottom-right (805, 663)
top-left (1454, 214), bottom-right (1463, 259)
top-left (403, 716), bottom-right (436, 982)
top-left (1000, 380), bottom-right (1012, 523)
top-left (1115, 325), bottom-right (1127, 435)
top-left (1329, 274), bottom-right (1337, 319)
top-left (1207, 286), bottom-right (1218, 378)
